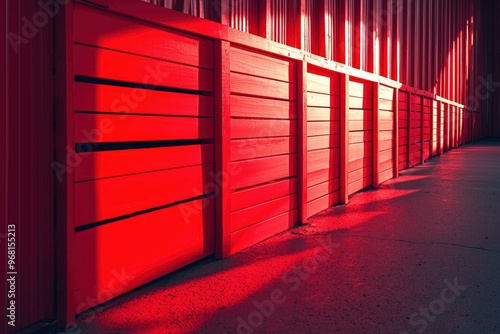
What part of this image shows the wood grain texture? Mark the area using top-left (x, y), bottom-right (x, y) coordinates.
top-left (74, 198), bottom-right (215, 308)
top-left (74, 113), bottom-right (213, 143)
top-left (74, 44), bottom-right (214, 92)
top-left (74, 4), bottom-right (214, 69)
top-left (75, 163), bottom-right (214, 227)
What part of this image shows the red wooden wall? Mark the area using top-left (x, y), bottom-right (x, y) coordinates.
top-left (305, 68), bottom-right (341, 217)
top-left (4, 0), bottom-right (499, 331)
top-left (229, 46), bottom-right (298, 254)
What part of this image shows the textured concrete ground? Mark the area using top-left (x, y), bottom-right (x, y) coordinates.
top-left (53, 139), bottom-right (500, 334)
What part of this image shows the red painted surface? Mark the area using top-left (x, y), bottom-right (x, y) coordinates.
top-left (3, 0), bottom-right (498, 330)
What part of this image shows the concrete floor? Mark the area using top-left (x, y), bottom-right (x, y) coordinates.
top-left (57, 139), bottom-right (500, 334)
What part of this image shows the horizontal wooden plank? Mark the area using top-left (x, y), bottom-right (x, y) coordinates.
top-left (307, 134), bottom-right (341, 151)
top-left (307, 148), bottom-right (340, 173)
top-left (74, 44), bottom-right (213, 92)
top-left (75, 163), bottom-right (214, 227)
top-left (231, 136), bottom-right (297, 161)
top-left (75, 144), bottom-right (214, 181)
top-left (307, 191), bottom-right (340, 218)
top-left (349, 131), bottom-right (373, 144)
top-left (231, 178), bottom-right (297, 212)
top-left (74, 113), bottom-right (213, 142)
top-left (349, 120), bottom-right (373, 132)
top-left (348, 156), bottom-right (373, 173)
top-left (379, 168), bottom-right (393, 183)
top-left (231, 194), bottom-right (297, 232)
top-left (230, 209), bottom-right (297, 255)
top-left (231, 46), bottom-right (296, 83)
top-left (348, 175), bottom-right (373, 195)
top-left (379, 131), bottom-right (393, 142)
top-left (349, 80), bottom-right (372, 98)
top-left (379, 120), bottom-right (394, 131)
top-left (398, 91), bottom-right (409, 102)
top-left (74, 4), bottom-right (213, 69)
top-left (74, 198), bottom-right (214, 307)
top-left (307, 92), bottom-right (340, 108)
top-left (231, 119), bottom-right (296, 139)
top-left (379, 99), bottom-right (394, 111)
top-left (307, 166), bottom-right (340, 187)
top-left (349, 96), bottom-right (373, 109)
top-left (349, 168), bottom-right (373, 184)
top-left (379, 139), bottom-right (393, 151)
top-left (350, 109), bottom-right (373, 121)
top-left (73, 82), bottom-right (213, 117)
top-left (379, 158), bottom-right (393, 171)
top-left (379, 149), bottom-right (393, 162)
top-left (231, 154), bottom-right (297, 189)
top-left (231, 95), bottom-right (296, 119)
top-left (231, 72), bottom-right (296, 100)
top-left (307, 178), bottom-right (340, 202)
top-left (379, 85), bottom-right (394, 100)
top-left (307, 121), bottom-right (340, 136)
top-left (307, 107), bottom-right (341, 121)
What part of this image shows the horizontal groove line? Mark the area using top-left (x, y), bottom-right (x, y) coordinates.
top-left (75, 75), bottom-right (212, 96)
top-left (75, 139), bottom-right (211, 153)
top-left (75, 193), bottom-right (215, 232)
top-left (75, 110), bottom-right (214, 119)
top-left (233, 176), bottom-right (297, 193)
top-left (74, 41), bottom-right (214, 71)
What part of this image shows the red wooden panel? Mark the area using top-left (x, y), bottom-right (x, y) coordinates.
top-left (231, 178), bottom-right (297, 212)
top-left (231, 154), bottom-right (297, 189)
top-left (349, 142), bottom-right (373, 161)
top-left (230, 119), bottom-right (296, 139)
top-left (379, 150), bottom-right (393, 163)
top-left (379, 99), bottom-right (394, 111)
top-left (307, 72), bottom-right (339, 95)
top-left (349, 131), bottom-right (373, 144)
top-left (74, 113), bottom-right (213, 142)
top-left (230, 209), bottom-right (297, 255)
top-left (230, 72), bottom-right (297, 100)
top-left (76, 144), bottom-right (214, 181)
top-left (307, 107), bottom-right (341, 121)
top-left (231, 194), bottom-right (297, 232)
top-left (307, 92), bottom-right (341, 107)
top-left (231, 95), bottom-right (296, 119)
top-left (379, 85), bottom-right (394, 100)
top-left (307, 191), bottom-right (340, 218)
top-left (74, 5), bottom-right (214, 69)
top-left (348, 175), bottom-right (373, 194)
top-left (230, 46), bottom-right (296, 83)
top-left (349, 80), bottom-right (373, 98)
top-left (349, 109), bottom-right (373, 121)
top-left (307, 166), bottom-right (341, 187)
top-left (75, 163), bottom-right (213, 227)
top-left (74, 198), bottom-right (214, 308)
top-left (307, 134), bottom-right (340, 150)
top-left (231, 136), bottom-right (297, 161)
top-left (379, 169), bottom-right (393, 183)
top-left (307, 178), bottom-right (340, 202)
top-left (307, 121), bottom-right (340, 136)
top-left (348, 155), bottom-right (373, 173)
top-left (379, 138), bottom-right (393, 151)
top-left (349, 120), bottom-right (374, 132)
top-left (74, 82), bottom-right (214, 117)
top-left (349, 96), bottom-right (373, 109)
top-left (74, 44), bottom-right (214, 92)
top-left (307, 148), bottom-right (340, 173)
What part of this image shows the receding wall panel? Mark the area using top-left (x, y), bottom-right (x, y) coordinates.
top-left (306, 68), bottom-right (341, 217)
top-left (348, 79), bottom-right (373, 194)
top-left (229, 45), bottom-right (298, 254)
